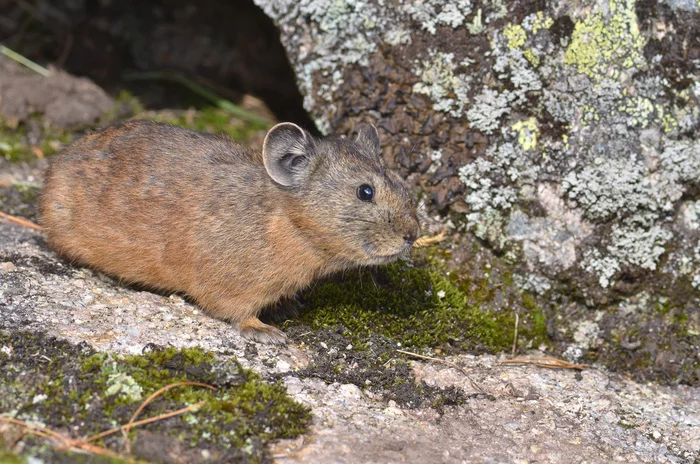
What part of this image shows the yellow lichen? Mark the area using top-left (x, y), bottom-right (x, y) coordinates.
top-left (564, 0), bottom-right (646, 81)
top-left (504, 23), bottom-right (527, 49)
top-left (661, 112), bottom-right (678, 133)
top-left (531, 12), bottom-right (554, 35)
top-left (524, 49), bottom-right (540, 67)
top-left (512, 117), bottom-right (539, 151)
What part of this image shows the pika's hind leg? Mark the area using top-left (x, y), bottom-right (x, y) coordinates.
top-left (238, 317), bottom-right (287, 344)
top-left (193, 293), bottom-right (287, 344)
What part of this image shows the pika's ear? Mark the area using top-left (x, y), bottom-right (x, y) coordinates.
top-left (262, 123), bottom-right (314, 187)
top-left (355, 124), bottom-right (381, 160)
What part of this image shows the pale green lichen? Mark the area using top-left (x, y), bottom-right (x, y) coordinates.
top-left (562, 152), bottom-right (686, 285)
top-left (583, 249), bottom-right (621, 288)
top-left (503, 13), bottom-right (552, 66)
top-left (466, 8), bottom-right (486, 34)
top-left (609, 225), bottom-right (673, 270)
top-left (545, 74), bottom-right (681, 133)
top-left (405, 0), bottom-right (472, 35)
top-left (584, 223), bottom-right (674, 287)
top-left (564, 0), bottom-right (646, 81)
top-left (572, 320), bottom-right (602, 350)
top-left (523, 49), bottom-right (540, 67)
top-left (466, 32), bottom-right (541, 133)
top-left (451, 0), bottom-right (697, 293)
top-left (412, 51), bottom-right (473, 118)
top-left (527, 11), bottom-right (554, 35)
top-left (466, 88), bottom-right (513, 133)
top-left (659, 139), bottom-right (700, 183)
top-left (485, 0), bottom-right (508, 20)
top-left (562, 158), bottom-right (681, 221)
top-left (254, 0), bottom-right (390, 132)
top-left (458, 143), bottom-right (533, 247)
top-left (101, 359), bottom-right (145, 402)
top-left (385, 28), bottom-right (412, 46)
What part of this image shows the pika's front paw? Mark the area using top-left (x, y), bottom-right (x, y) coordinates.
top-left (239, 318), bottom-right (287, 344)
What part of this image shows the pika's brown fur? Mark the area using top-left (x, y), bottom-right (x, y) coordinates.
top-left (39, 120), bottom-right (419, 343)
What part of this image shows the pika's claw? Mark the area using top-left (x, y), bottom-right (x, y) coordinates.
top-left (239, 318), bottom-right (287, 344)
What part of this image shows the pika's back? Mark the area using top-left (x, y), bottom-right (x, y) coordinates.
top-left (39, 120), bottom-right (269, 273)
top-left (46, 119), bottom-right (261, 177)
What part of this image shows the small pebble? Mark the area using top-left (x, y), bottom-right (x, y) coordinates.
top-left (0, 262), bottom-right (16, 273)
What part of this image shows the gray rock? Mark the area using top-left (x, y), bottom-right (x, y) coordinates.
top-left (1, 220), bottom-right (698, 463)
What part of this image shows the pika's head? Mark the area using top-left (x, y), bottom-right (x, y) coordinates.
top-left (263, 122), bottom-right (419, 266)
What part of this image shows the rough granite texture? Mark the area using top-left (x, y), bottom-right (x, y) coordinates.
top-left (1, 221), bottom-right (698, 463)
top-left (253, 0), bottom-right (700, 384)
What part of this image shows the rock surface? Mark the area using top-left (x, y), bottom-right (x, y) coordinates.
top-left (1, 220), bottom-right (698, 463)
top-left (253, 0), bottom-right (700, 384)
top-left (0, 56), bottom-right (114, 129)
top-left (0, 2), bottom-right (699, 461)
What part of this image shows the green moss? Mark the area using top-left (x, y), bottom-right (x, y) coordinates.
top-left (0, 331), bottom-right (310, 463)
top-left (0, 449), bottom-right (26, 464)
top-left (522, 293), bottom-right (549, 346)
top-left (0, 120), bottom-right (73, 162)
top-left (143, 107), bottom-right (267, 142)
top-left (297, 258), bottom-right (548, 353)
top-left (99, 90), bottom-right (144, 124)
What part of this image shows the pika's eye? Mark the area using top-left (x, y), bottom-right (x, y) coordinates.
top-left (356, 184), bottom-right (374, 202)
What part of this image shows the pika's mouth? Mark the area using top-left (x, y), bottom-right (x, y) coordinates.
top-left (365, 243), bottom-right (413, 265)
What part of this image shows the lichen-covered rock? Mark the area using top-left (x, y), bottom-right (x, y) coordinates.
top-left (254, 0), bottom-right (700, 384)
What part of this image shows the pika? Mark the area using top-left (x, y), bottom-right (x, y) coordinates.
top-left (40, 120), bottom-right (419, 343)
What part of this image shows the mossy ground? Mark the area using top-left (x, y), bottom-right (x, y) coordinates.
top-left (0, 120), bottom-right (73, 163)
top-left (1, 89), bottom-right (267, 166)
top-left (0, 331), bottom-right (311, 463)
top-left (292, 252), bottom-right (549, 354)
top-left (140, 106), bottom-right (268, 141)
top-left (272, 250), bottom-right (548, 408)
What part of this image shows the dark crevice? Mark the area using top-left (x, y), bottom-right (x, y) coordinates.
top-left (0, 0), bottom-right (319, 134)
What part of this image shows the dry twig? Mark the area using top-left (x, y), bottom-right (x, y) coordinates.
top-left (511, 313), bottom-right (519, 356)
top-left (500, 356), bottom-right (589, 370)
top-left (397, 349), bottom-right (486, 394)
top-left (85, 401), bottom-right (206, 444)
top-left (413, 229), bottom-right (447, 248)
top-left (116, 381), bottom-right (217, 453)
top-left (0, 211), bottom-right (43, 231)
top-left (0, 417), bottom-right (124, 459)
